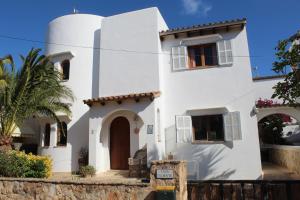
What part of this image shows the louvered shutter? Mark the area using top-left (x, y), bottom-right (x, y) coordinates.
top-left (223, 113), bottom-right (233, 141)
top-left (171, 46), bottom-right (188, 70)
top-left (217, 40), bottom-right (233, 65)
top-left (231, 112), bottom-right (242, 140)
top-left (176, 115), bottom-right (193, 143)
top-left (223, 112), bottom-right (242, 141)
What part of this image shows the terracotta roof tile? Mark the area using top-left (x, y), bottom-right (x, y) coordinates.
top-left (256, 104), bottom-right (300, 108)
top-left (83, 91), bottom-right (161, 106)
top-left (253, 75), bottom-right (286, 81)
top-left (159, 18), bottom-right (246, 36)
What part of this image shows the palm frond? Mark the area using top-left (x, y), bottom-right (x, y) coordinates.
top-left (0, 48), bottom-right (74, 136)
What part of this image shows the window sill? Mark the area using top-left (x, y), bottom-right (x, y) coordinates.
top-left (192, 140), bottom-right (224, 144)
top-left (40, 146), bottom-right (50, 148)
top-left (173, 64), bottom-right (232, 72)
top-left (54, 145), bottom-right (67, 148)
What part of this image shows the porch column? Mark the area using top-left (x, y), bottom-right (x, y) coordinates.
top-left (88, 125), bottom-right (101, 172)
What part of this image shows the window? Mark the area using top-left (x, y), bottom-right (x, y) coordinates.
top-left (171, 39), bottom-right (233, 71)
top-left (44, 123), bottom-right (51, 147)
top-left (61, 60), bottom-right (70, 80)
top-left (57, 122), bottom-right (67, 146)
top-left (192, 115), bottom-right (224, 141)
top-left (188, 43), bottom-right (218, 68)
top-left (175, 111), bottom-right (242, 143)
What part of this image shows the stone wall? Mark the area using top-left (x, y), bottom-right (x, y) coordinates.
top-left (150, 160), bottom-right (187, 200)
top-left (268, 145), bottom-right (300, 175)
top-left (0, 178), bottom-right (154, 200)
top-left (188, 181), bottom-right (300, 200)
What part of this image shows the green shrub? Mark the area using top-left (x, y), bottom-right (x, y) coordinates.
top-left (0, 150), bottom-right (52, 178)
top-left (79, 165), bottom-right (96, 177)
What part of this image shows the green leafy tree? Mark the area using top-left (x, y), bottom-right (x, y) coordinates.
top-left (0, 48), bottom-right (74, 149)
top-left (259, 114), bottom-right (286, 145)
top-left (272, 31), bottom-right (300, 104)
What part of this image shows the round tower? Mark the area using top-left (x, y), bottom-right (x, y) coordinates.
top-left (39, 14), bottom-right (104, 172)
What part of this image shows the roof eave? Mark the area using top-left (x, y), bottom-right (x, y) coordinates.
top-left (159, 19), bottom-right (247, 38)
top-left (83, 91), bottom-right (161, 107)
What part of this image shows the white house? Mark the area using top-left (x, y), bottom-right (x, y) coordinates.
top-left (17, 7), bottom-right (297, 180)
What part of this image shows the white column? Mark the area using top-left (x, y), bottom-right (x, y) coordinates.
top-left (50, 123), bottom-right (57, 147)
top-left (89, 127), bottom-right (100, 171)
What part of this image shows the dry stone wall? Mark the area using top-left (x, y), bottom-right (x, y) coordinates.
top-left (0, 178), bottom-right (154, 200)
top-left (268, 145), bottom-right (300, 175)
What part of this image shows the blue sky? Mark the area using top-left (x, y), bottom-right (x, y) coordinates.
top-left (0, 0), bottom-right (299, 76)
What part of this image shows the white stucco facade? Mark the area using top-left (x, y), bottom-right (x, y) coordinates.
top-left (18, 7), bottom-right (299, 180)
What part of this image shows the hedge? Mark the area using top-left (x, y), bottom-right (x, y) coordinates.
top-left (0, 150), bottom-right (52, 178)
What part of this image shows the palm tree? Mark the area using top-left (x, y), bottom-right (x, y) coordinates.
top-left (0, 48), bottom-right (74, 149)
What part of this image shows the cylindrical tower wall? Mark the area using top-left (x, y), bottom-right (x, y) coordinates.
top-left (39, 14), bottom-right (103, 172)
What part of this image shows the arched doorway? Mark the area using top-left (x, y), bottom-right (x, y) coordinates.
top-left (110, 117), bottom-right (130, 170)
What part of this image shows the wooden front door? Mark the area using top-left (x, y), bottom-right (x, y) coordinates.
top-left (110, 117), bottom-right (130, 170)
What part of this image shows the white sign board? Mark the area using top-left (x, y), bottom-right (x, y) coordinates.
top-left (156, 169), bottom-right (174, 179)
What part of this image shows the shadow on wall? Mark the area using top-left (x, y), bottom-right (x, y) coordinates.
top-left (68, 111), bottom-right (90, 172)
top-left (92, 29), bottom-right (101, 98)
top-left (165, 125), bottom-right (235, 180)
top-left (148, 144), bottom-right (159, 162)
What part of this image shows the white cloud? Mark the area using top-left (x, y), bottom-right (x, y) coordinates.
top-left (182, 0), bottom-right (212, 16)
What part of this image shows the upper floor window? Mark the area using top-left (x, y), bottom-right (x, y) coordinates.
top-left (171, 39), bottom-right (233, 71)
top-left (44, 123), bottom-right (51, 147)
top-left (57, 121), bottom-right (67, 146)
top-left (61, 60), bottom-right (70, 80)
top-left (188, 43), bottom-right (218, 68)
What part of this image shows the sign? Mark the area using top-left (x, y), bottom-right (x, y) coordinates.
top-left (156, 169), bottom-right (174, 179)
top-left (147, 125), bottom-right (153, 134)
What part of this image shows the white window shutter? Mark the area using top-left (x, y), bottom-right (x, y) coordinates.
top-left (223, 112), bottom-right (242, 141)
top-left (232, 112), bottom-right (242, 140)
top-left (223, 113), bottom-right (233, 141)
top-left (176, 115), bottom-right (192, 143)
top-left (217, 40), bottom-right (233, 65)
top-left (171, 46), bottom-right (188, 71)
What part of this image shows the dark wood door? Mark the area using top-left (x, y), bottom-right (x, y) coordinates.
top-left (110, 117), bottom-right (130, 170)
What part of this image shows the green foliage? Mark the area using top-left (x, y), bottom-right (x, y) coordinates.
top-left (79, 165), bottom-right (96, 177)
top-left (0, 48), bottom-right (74, 138)
top-left (259, 114), bottom-right (287, 145)
top-left (272, 33), bottom-right (300, 104)
top-left (0, 150), bottom-right (52, 178)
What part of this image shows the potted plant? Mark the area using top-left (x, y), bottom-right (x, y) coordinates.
top-left (79, 165), bottom-right (95, 178)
